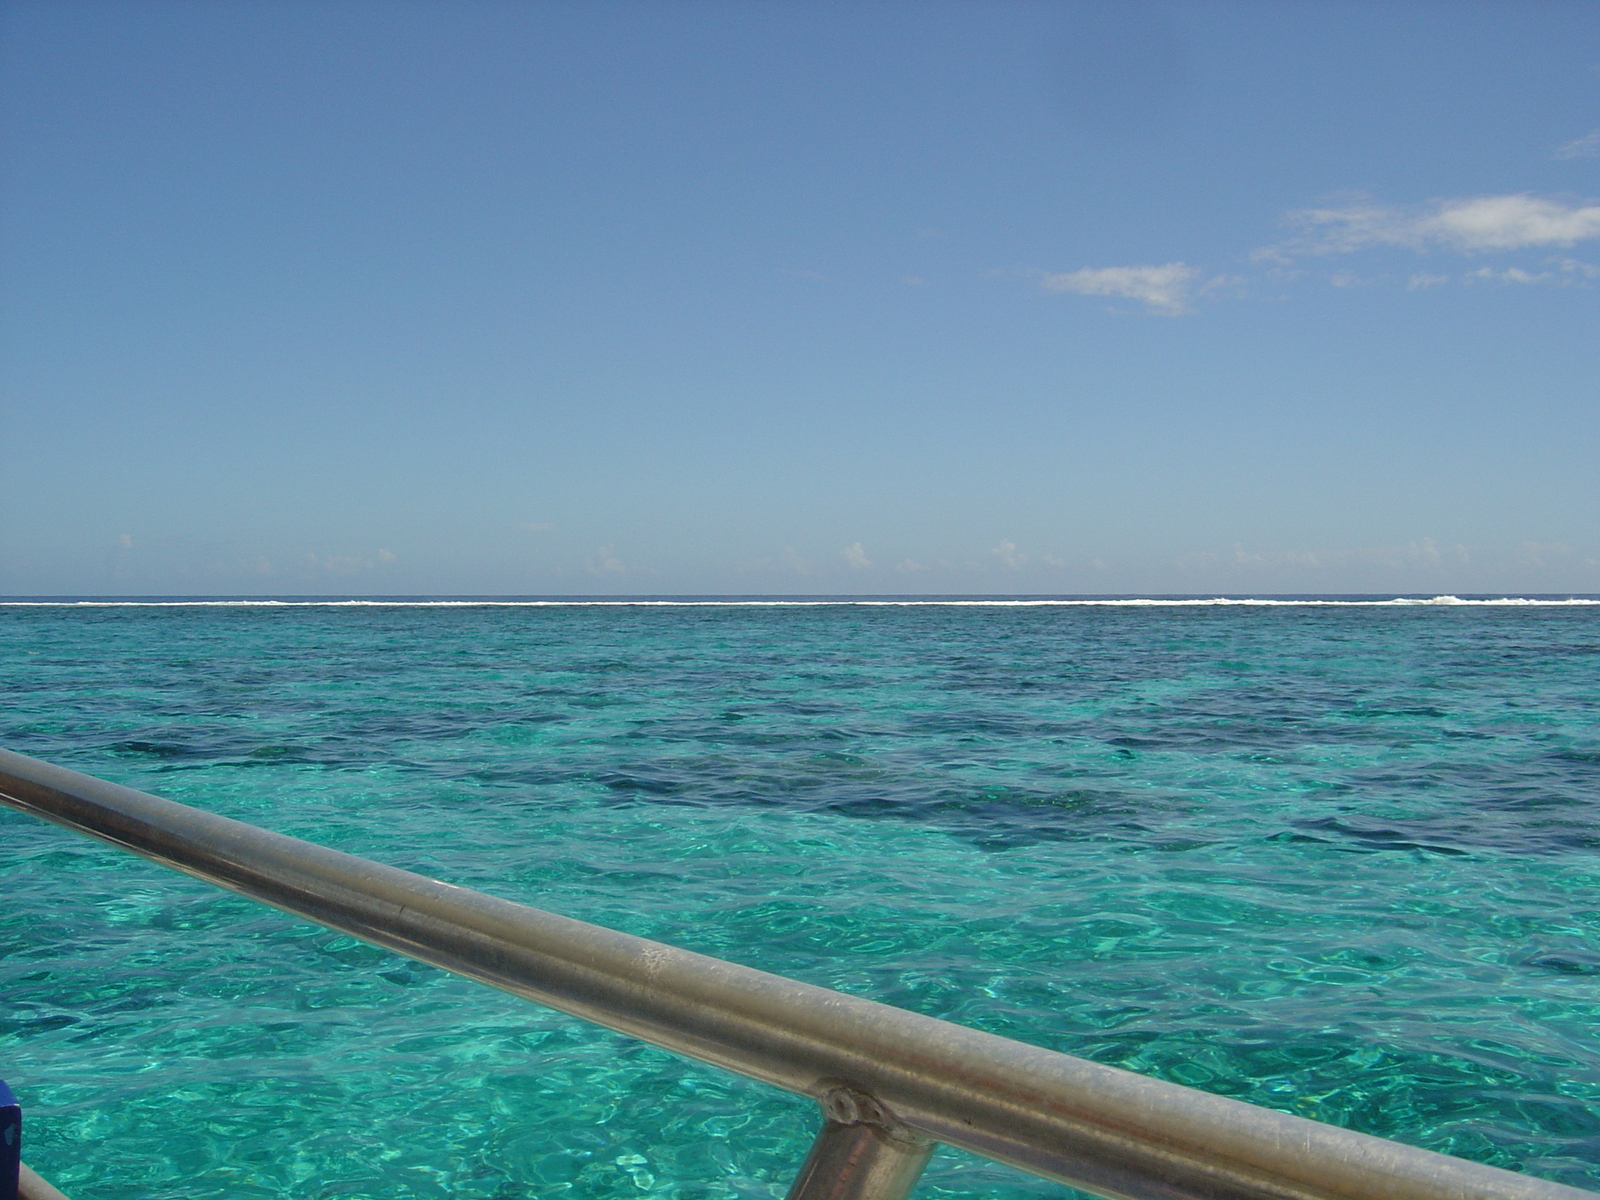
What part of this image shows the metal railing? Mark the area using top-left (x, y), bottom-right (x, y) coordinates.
top-left (1, 746), bottom-right (1593, 1200)
top-left (18, 1164), bottom-right (70, 1200)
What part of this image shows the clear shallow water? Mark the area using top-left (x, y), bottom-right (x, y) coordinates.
top-left (2, 598), bottom-right (1599, 1198)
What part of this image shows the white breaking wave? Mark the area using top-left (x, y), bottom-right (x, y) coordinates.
top-left (2, 596), bottom-right (1597, 608)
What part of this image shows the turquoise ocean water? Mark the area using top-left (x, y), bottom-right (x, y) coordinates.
top-left (2, 597), bottom-right (1599, 1198)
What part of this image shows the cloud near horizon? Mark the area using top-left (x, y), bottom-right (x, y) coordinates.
top-left (586, 545), bottom-right (625, 574)
top-left (301, 550), bottom-right (396, 575)
top-left (1039, 263), bottom-right (1199, 315)
top-left (990, 539), bottom-right (1023, 568)
top-left (841, 541), bottom-right (871, 569)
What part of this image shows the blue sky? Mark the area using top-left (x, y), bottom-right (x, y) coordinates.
top-left (3, 0), bottom-right (1597, 595)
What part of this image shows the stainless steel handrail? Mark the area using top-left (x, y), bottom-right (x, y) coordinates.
top-left (19, 1162), bottom-right (72, 1200)
top-left (1, 747), bottom-right (1592, 1200)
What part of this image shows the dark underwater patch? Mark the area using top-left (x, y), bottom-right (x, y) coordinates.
top-left (1526, 953), bottom-right (1600, 977)
top-left (1291, 817), bottom-right (1471, 857)
top-left (108, 740), bottom-right (199, 759)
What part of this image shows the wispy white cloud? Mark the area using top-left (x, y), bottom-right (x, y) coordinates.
top-left (1181, 538), bottom-right (1471, 573)
top-left (1463, 258), bottom-right (1600, 286)
top-left (1516, 541), bottom-right (1571, 568)
top-left (1424, 195), bottom-right (1600, 250)
top-left (1467, 265), bottom-right (1555, 285)
top-left (1347, 538), bottom-right (1470, 570)
top-left (1554, 130), bottom-right (1600, 160)
top-left (116, 533), bottom-right (133, 549)
top-left (1261, 193), bottom-right (1600, 260)
top-left (1198, 273), bottom-right (1247, 298)
top-left (841, 542), bottom-right (871, 569)
top-left (1040, 262), bottom-right (1199, 315)
top-left (1218, 543), bottom-right (1322, 568)
top-left (742, 547), bottom-right (813, 576)
top-left (1033, 191), bottom-right (1598, 313)
top-left (304, 551), bottom-right (392, 575)
top-left (990, 539), bottom-right (1024, 568)
top-left (1400, 259), bottom-right (1598, 289)
top-left (1554, 257), bottom-right (1600, 279)
top-left (522, 521), bottom-right (555, 532)
top-left (586, 545), bottom-right (625, 574)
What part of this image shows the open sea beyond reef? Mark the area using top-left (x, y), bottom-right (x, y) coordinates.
top-left (3, 595), bottom-right (1600, 1199)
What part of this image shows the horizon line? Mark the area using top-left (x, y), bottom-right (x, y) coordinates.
top-left (4, 592), bottom-right (1599, 609)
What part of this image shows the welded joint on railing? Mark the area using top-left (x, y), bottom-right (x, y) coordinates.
top-left (785, 1087), bottom-right (935, 1200)
top-left (818, 1085), bottom-right (928, 1147)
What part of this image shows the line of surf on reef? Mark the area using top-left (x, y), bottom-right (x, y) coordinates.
top-left (3, 596), bottom-right (1598, 608)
